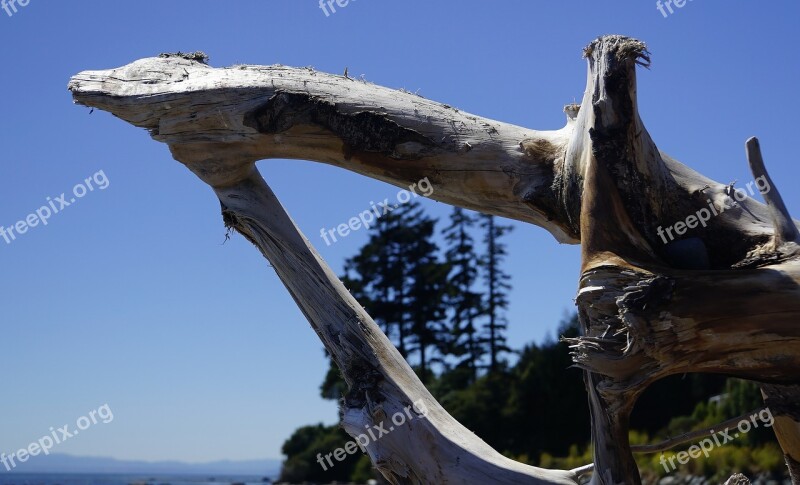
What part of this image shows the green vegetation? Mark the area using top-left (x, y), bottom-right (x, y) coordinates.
top-left (279, 205), bottom-right (788, 483)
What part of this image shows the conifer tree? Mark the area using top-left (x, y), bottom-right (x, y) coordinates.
top-left (342, 204), bottom-right (408, 355)
top-left (342, 200), bottom-right (449, 381)
top-left (402, 204), bottom-right (450, 383)
top-left (478, 214), bottom-right (513, 373)
top-left (443, 207), bottom-right (485, 381)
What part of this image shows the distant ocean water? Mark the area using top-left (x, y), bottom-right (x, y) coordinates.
top-left (0, 474), bottom-right (273, 485)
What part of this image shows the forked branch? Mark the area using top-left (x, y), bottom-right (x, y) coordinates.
top-left (746, 137), bottom-right (800, 247)
top-left (69, 36), bottom-right (800, 485)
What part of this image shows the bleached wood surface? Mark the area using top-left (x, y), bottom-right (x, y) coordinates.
top-left (70, 38), bottom-right (800, 484)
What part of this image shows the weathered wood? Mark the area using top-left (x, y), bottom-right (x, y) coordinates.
top-left (746, 137), bottom-right (800, 248)
top-left (68, 54), bottom-right (577, 243)
top-left (69, 37), bottom-right (800, 484)
top-left (216, 170), bottom-right (579, 484)
top-left (68, 50), bottom-right (790, 253)
top-left (567, 35), bottom-right (800, 484)
top-left (762, 385), bottom-right (800, 481)
top-left (631, 408), bottom-right (767, 454)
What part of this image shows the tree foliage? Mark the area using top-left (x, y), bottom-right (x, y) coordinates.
top-left (282, 204), bottom-right (786, 483)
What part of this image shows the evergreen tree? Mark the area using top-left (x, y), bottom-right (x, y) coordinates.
top-left (342, 204), bottom-right (409, 355)
top-left (443, 207), bottom-right (485, 381)
top-left (478, 214), bottom-right (513, 373)
top-left (402, 205), bottom-right (450, 383)
top-left (342, 200), bottom-right (449, 381)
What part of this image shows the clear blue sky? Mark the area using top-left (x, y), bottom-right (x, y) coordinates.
top-left (1, 0), bottom-right (798, 465)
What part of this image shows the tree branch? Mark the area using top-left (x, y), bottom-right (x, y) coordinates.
top-left (746, 137), bottom-right (800, 247)
top-left (68, 55), bottom-right (578, 243)
top-left (214, 168), bottom-right (578, 484)
top-left (68, 36), bottom-right (800, 485)
top-left (631, 408), bottom-right (766, 454)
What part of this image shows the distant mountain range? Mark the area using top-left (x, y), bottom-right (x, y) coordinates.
top-left (1, 453), bottom-right (281, 477)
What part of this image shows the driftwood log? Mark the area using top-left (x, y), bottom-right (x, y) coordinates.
top-left (69, 36), bottom-right (800, 484)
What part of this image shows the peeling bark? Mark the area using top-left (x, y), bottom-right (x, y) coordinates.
top-left (216, 170), bottom-right (578, 484)
top-left (243, 92), bottom-right (438, 159)
top-left (68, 57), bottom-right (577, 243)
top-left (762, 385), bottom-right (800, 481)
top-left (69, 34), bottom-right (800, 484)
top-left (569, 35), bottom-right (800, 484)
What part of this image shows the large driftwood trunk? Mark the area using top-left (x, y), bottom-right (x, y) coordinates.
top-left (69, 36), bottom-right (800, 484)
